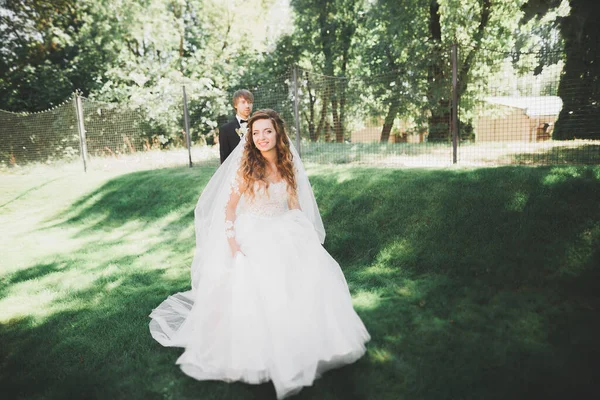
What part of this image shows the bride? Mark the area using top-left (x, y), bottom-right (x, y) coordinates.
top-left (149, 109), bottom-right (370, 399)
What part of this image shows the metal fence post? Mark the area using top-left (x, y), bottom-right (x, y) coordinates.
top-left (292, 65), bottom-right (302, 157)
top-left (74, 91), bottom-right (88, 172)
top-left (182, 85), bottom-right (193, 168)
top-left (451, 43), bottom-right (459, 164)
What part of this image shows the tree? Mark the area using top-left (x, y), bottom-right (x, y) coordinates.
top-left (0, 0), bottom-right (284, 143)
top-left (351, 0), bottom-right (534, 143)
top-left (426, 0), bottom-right (526, 142)
top-left (353, 0), bottom-right (430, 143)
top-left (522, 0), bottom-right (600, 140)
top-left (0, 0), bottom-right (91, 111)
top-left (289, 0), bottom-right (364, 142)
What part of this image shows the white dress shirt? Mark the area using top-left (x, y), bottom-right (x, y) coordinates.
top-left (236, 115), bottom-right (248, 131)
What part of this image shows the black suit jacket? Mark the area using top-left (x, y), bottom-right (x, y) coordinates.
top-left (218, 118), bottom-right (241, 163)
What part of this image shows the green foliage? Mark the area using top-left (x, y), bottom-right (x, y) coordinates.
top-left (2, 0), bottom-right (596, 144)
top-left (0, 0), bottom-right (85, 110)
top-left (0, 0), bottom-right (285, 145)
top-left (521, 0), bottom-right (600, 140)
top-left (0, 100), bottom-right (81, 166)
top-left (350, 0), bottom-right (431, 142)
top-left (250, 0), bottom-right (567, 144)
top-left (285, 0), bottom-right (366, 142)
top-left (552, 0), bottom-right (600, 139)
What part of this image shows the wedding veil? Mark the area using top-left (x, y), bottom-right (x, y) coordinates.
top-left (190, 134), bottom-right (325, 291)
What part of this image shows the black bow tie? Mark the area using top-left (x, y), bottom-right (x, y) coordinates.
top-left (240, 119), bottom-right (248, 124)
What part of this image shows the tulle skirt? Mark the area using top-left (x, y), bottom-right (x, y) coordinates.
top-left (149, 209), bottom-right (370, 399)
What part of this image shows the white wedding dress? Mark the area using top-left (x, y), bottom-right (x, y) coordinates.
top-left (149, 144), bottom-right (370, 399)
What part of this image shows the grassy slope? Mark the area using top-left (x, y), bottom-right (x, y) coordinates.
top-left (1, 165), bottom-right (599, 400)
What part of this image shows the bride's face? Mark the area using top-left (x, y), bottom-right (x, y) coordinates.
top-left (252, 118), bottom-right (277, 154)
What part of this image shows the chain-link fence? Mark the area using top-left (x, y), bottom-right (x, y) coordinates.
top-left (294, 62), bottom-right (455, 166)
top-left (293, 45), bottom-right (599, 166)
top-left (1, 45), bottom-right (599, 172)
top-left (77, 95), bottom-right (204, 171)
top-left (0, 99), bottom-right (80, 167)
top-left (461, 45), bottom-right (600, 165)
top-left (0, 92), bottom-right (219, 172)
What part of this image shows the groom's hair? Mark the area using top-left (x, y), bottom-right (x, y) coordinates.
top-left (232, 89), bottom-right (254, 108)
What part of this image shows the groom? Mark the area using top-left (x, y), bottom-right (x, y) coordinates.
top-left (218, 89), bottom-right (254, 163)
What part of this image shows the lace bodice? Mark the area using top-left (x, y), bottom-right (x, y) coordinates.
top-left (238, 181), bottom-right (289, 217)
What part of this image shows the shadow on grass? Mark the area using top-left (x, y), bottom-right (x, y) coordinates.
top-left (311, 165), bottom-right (600, 399)
top-left (2, 262), bottom-right (65, 287)
top-left (2, 164), bottom-right (600, 399)
top-left (313, 166), bottom-right (600, 287)
top-left (0, 177), bottom-right (64, 209)
top-left (0, 257), bottom-right (368, 400)
top-left (1, 268), bottom-right (222, 400)
top-left (50, 165), bottom-right (217, 235)
top-left (511, 144), bottom-right (600, 165)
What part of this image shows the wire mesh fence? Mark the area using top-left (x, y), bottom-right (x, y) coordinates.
top-left (80, 94), bottom-right (226, 171)
top-left (0, 98), bottom-right (81, 168)
top-left (459, 45), bottom-right (600, 165)
top-left (1, 44), bottom-right (599, 173)
top-left (294, 55), bottom-right (455, 166)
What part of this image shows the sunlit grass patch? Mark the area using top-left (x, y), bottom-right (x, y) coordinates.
top-left (369, 346), bottom-right (395, 364)
top-left (352, 290), bottom-right (386, 311)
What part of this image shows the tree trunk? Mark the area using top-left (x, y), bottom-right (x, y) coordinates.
top-left (337, 27), bottom-right (352, 144)
top-left (338, 87), bottom-right (346, 143)
top-left (380, 99), bottom-right (401, 143)
top-left (324, 122), bottom-right (332, 142)
top-left (426, 0), bottom-right (490, 142)
top-left (428, 100), bottom-right (451, 142)
top-left (426, 0), bottom-right (448, 142)
top-left (553, 0), bottom-right (600, 140)
top-left (331, 94), bottom-right (343, 143)
top-left (304, 72), bottom-right (317, 141)
top-left (317, 1), bottom-right (345, 143)
top-left (315, 92), bottom-right (328, 141)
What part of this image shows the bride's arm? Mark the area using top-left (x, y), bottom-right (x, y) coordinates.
top-left (288, 192), bottom-right (301, 210)
top-left (225, 174), bottom-right (247, 256)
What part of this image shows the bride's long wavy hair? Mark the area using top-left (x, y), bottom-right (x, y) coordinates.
top-left (241, 109), bottom-right (297, 201)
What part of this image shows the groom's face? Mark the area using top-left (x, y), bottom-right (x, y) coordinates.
top-left (235, 97), bottom-right (253, 119)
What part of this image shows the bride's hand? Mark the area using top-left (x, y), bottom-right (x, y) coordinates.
top-left (229, 240), bottom-right (244, 257)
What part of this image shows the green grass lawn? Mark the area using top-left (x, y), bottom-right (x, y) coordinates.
top-left (299, 140), bottom-right (600, 166)
top-left (1, 164), bottom-right (599, 400)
